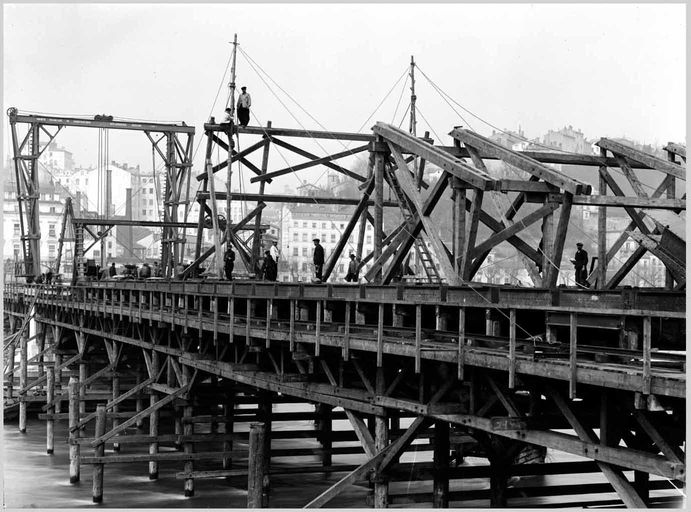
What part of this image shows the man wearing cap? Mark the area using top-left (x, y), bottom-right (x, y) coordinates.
top-left (573, 242), bottom-right (589, 287)
top-left (344, 253), bottom-right (358, 282)
top-left (237, 86), bottom-right (251, 127)
top-left (312, 238), bottom-right (325, 282)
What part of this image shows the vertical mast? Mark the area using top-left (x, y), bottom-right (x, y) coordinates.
top-left (226, 34), bottom-right (238, 246)
top-left (408, 55), bottom-right (417, 137)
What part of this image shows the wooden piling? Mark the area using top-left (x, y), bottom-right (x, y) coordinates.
top-left (259, 391), bottom-right (272, 506)
top-left (92, 404), bottom-right (106, 503)
top-left (46, 366), bottom-right (55, 454)
top-left (19, 330), bottom-right (28, 433)
top-left (68, 376), bottom-right (80, 483)
top-left (112, 372), bottom-right (121, 452)
top-left (79, 362), bottom-right (87, 415)
top-left (373, 367), bottom-right (389, 508)
top-left (149, 351), bottom-right (159, 480)
top-left (7, 341), bottom-right (16, 407)
top-left (135, 364), bottom-right (144, 428)
top-left (183, 401), bottom-right (194, 496)
top-left (247, 423), bottom-right (267, 508)
top-left (433, 420), bottom-right (450, 508)
top-left (223, 387), bottom-right (235, 471)
top-left (316, 403), bottom-right (333, 467)
top-left (54, 352), bottom-right (62, 414)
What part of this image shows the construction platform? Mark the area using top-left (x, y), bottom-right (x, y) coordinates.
top-left (4, 279), bottom-right (685, 508)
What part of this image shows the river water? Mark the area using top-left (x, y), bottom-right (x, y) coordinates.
top-left (2, 413), bottom-right (684, 509)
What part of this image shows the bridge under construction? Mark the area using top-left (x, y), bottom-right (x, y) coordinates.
top-left (3, 52), bottom-right (686, 508)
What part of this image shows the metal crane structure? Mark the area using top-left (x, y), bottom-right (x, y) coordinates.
top-left (4, 97), bottom-right (686, 509)
top-left (7, 108), bottom-right (196, 279)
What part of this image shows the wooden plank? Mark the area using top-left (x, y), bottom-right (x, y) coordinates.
top-left (451, 128), bottom-right (587, 194)
top-left (457, 308), bottom-right (465, 380)
top-left (90, 384), bottom-right (190, 447)
top-left (415, 304), bottom-right (422, 373)
top-left (565, 195), bottom-right (685, 210)
top-left (569, 313), bottom-right (577, 399)
top-left (198, 191), bottom-right (398, 208)
top-left (631, 410), bottom-right (684, 464)
top-left (251, 144), bottom-right (370, 183)
top-left (375, 123), bottom-right (494, 190)
top-left (508, 309), bottom-right (516, 389)
top-left (376, 303), bottom-right (384, 367)
top-left (642, 316), bottom-right (651, 395)
top-left (470, 203), bottom-right (559, 259)
top-left (547, 388), bottom-right (648, 508)
top-left (269, 136), bottom-right (367, 182)
top-left (80, 450), bottom-right (241, 464)
top-left (388, 143), bottom-right (460, 284)
top-left (597, 138), bottom-right (685, 180)
top-left (545, 193), bottom-right (573, 287)
top-left (322, 178), bottom-right (375, 280)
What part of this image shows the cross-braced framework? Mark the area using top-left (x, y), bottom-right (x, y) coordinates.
top-left (7, 109), bottom-right (195, 279)
top-left (194, 121), bottom-right (685, 290)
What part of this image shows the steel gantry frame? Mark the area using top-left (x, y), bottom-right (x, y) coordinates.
top-left (7, 109), bottom-right (195, 280)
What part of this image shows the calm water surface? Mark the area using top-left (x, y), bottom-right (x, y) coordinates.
top-left (2, 414), bottom-right (684, 508)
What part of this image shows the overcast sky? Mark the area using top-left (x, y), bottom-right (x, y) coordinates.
top-left (3, 3), bottom-right (686, 192)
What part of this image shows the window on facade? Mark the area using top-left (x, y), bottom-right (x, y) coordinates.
top-left (94, 250), bottom-right (101, 258)
top-left (48, 244), bottom-right (56, 257)
top-left (149, 199), bottom-right (154, 205)
top-left (49, 224), bottom-right (56, 237)
top-left (108, 241), bottom-right (112, 249)
top-left (142, 209), bottom-right (147, 216)
top-left (330, 234), bottom-right (336, 242)
top-left (340, 223), bottom-right (344, 229)
top-left (293, 233), bottom-right (298, 241)
top-left (293, 221), bottom-right (298, 228)
top-left (302, 262), bottom-right (308, 272)
top-left (302, 247), bottom-right (308, 256)
top-left (312, 222), bottom-right (316, 228)
top-left (50, 207), bottom-right (56, 214)
top-left (76, 178), bottom-right (80, 185)
top-left (149, 188), bottom-right (154, 194)
top-left (302, 233), bottom-right (307, 242)
top-left (303, 222), bottom-right (307, 228)
top-left (321, 233), bottom-right (326, 241)
top-left (338, 264), bottom-right (344, 273)
top-left (367, 224), bottom-right (372, 231)
top-left (321, 222), bottom-right (326, 229)
top-left (312, 233), bottom-right (317, 241)
top-left (13, 224), bottom-right (20, 236)
top-left (13, 245), bottom-right (20, 258)
top-left (366, 236), bottom-right (372, 244)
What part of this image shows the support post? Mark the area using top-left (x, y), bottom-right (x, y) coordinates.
top-left (92, 404), bottom-right (106, 503)
top-left (19, 329), bottom-right (28, 433)
top-left (433, 420), bottom-right (450, 508)
top-left (317, 403), bottom-right (333, 467)
top-left (112, 371), bottom-right (121, 452)
top-left (46, 366), bottom-right (55, 454)
top-left (373, 367), bottom-right (389, 508)
top-left (183, 397), bottom-right (194, 496)
top-left (79, 362), bottom-right (87, 415)
top-left (68, 376), bottom-right (80, 483)
top-left (597, 162), bottom-right (608, 288)
top-left (149, 351), bottom-right (159, 480)
top-left (373, 138), bottom-right (385, 283)
top-left (223, 386), bottom-right (235, 471)
top-left (247, 423), bottom-right (267, 508)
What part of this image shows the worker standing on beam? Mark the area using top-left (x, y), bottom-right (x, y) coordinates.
top-left (573, 242), bottom-right (589, 288)
top-left (313, 238), bottom-right (324, 283)
top-left (237, 86), bottom-right (251, 127)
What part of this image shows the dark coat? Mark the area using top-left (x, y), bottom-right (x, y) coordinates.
top-left (313, 244), bottom-right (324, 265)
top-left (574, 248), bottom-right (588, 268)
